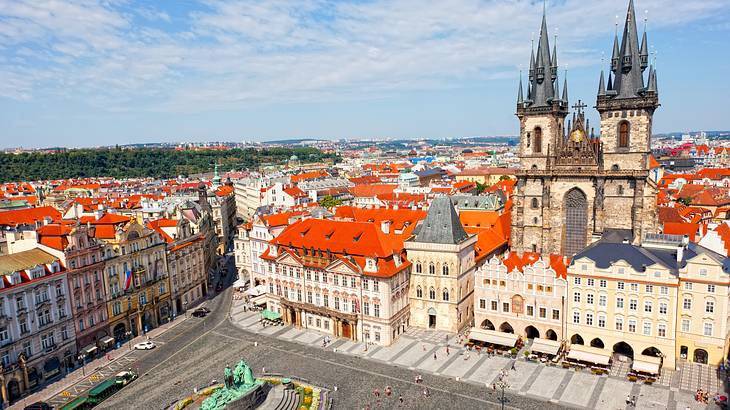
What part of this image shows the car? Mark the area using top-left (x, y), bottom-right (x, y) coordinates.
top-left (192, 307), bottom-right (211, 317)
top-left (133, 341), bottom-right (156, 350)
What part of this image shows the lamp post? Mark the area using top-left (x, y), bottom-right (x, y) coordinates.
top-left (495, 370), bottom-right (510, 410)
top-left (77, 353), bottom-right (86, 376)
top-left (125, 331), bottom-right (133, 350)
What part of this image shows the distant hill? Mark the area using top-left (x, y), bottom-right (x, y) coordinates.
top-left (0, 147), bottom-right (337, 182)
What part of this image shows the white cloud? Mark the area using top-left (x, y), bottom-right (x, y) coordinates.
top-left (0, 0), bottom-right (727, 111)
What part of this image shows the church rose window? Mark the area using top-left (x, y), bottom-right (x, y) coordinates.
top-left (563, 188), bottom-right (588, 256)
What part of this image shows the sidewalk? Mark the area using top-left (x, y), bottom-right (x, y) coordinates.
top-left (11, 315), bottom-right (190, 409)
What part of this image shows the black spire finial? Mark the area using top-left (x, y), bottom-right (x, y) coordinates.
top-left (517, 70), bottom-right (524, 104)
top-left (562, 69), bottom-right (568, 103)
top-left (598, 70), bottom-right (606, 96)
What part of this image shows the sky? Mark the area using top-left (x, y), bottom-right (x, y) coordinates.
top-left (1, 0), bottom-right (729, 148)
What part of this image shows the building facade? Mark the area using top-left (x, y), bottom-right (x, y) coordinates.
top-left (0, 249), bottom-right (75, 405)
top-left (95, 217), bottom-right (171, 343)
top-left (260, 218), bottom-right (411, 346)
top-left (406, 197), bottom-right (477, 333)
top-left (474, 253), bottom-right (568, 341)
top-left (510, 1), bottom-right (659, 257)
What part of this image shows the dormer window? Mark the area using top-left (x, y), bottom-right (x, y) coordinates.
top-left (365, 258), bottom-right (377, 273)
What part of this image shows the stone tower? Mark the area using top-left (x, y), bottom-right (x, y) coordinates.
top-left (510, 0), bottom-right (659, 257)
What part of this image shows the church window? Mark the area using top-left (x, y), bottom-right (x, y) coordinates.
top-left (531, 198), bottom-right (539, 209)
top-left (428, 264), bottom-right (435, 275)
top-left (533, 217), bottom-right (538, 224)
top-left (611, 164), bottom-right (620, 171)
top-left (618, 121), bottom-right (630, 148)
top-left (533, 127), bottom-right (542, 153)
top-left (416, 286), bottom-right (422, 298)
top-left (415, 263), bottom-right (422, 274)
top-left (617, 185), bottom-right (624, 195)
top-left (531, 244), bottom-right (537, 252)
top-left (442, 265), bottom-right (449, 276)
top-left (428, 287), bottom-right (436, 300)
top-left (442, 288), bottom-right (449, 301)
top-left (526, 132), bottom-right (531, 147)
top-left (562, 188), bottom-right (588, 257)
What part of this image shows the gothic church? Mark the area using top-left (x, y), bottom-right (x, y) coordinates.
top-left (510, 0), bottom-right (660, 256)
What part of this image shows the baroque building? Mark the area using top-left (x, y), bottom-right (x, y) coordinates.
top-left (511, 0), bottom-right (660, 256)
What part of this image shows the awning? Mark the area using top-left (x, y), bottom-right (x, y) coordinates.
top-left (83, 345), bottom-right (98, 354)
top-left (261, 310), bottom-right (282, 321)
top-left (232, 279), bottom-right (249, 289)
top-left (251, 294), bottom-right (268, 305)
top-left (467, 327), bottom-right (518, 347)
top-left (632, 354), bottom-right (661, 375)
top-left (530, 338), bottom-right (561, 356)
top-left (101, 336), bottom-right (115, 345)
top-left (566, 345), bottom-right (611, 366)
top-left (245, 284), bottom-right (267, 296)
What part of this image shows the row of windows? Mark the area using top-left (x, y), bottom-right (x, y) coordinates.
top-left (482, 278), bottom-right (553, 293)
top-left (573, 278), bottom-right (673, 294)
top-left (572, 313), bottom-right (668, 337)
top-left (415, 286), bottom-right (450, 301)
top-left (573, 292), bottom-right (671, 314)
top-left (478, 299), bottom-right (560, 320)
top-left (414, 263), bottom-right (450, 276)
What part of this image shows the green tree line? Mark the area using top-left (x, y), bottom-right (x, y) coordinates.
top-left (0, 147), bottom-right (338, 182)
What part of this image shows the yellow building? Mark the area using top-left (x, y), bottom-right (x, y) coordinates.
top-left (455, 168), bottom-right (516, 186)
top-left (567, 233), bottom-right (730, 370)
top-left (676, 245), bottom-right (730, 365)
top-left (91, 215), bottom-right (171, 342)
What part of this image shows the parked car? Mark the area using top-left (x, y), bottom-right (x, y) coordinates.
top-left (192, 307), bottom-right (211, 317)
top-left (133, 341), bottom-right (156, 350)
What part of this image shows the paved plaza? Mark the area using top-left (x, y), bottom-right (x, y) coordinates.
top-left (229, 299), bottom-right (728, 410)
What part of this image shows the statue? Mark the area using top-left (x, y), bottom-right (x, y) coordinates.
top-left (224, 366), bottom-right (233, 389)
top-left (201, 359), bottom-right (263, 410)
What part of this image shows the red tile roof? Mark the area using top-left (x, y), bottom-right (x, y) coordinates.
top-left (291, 170), bottom-right (329, 183)
top-left (0, 206), bottom-right (61, 227)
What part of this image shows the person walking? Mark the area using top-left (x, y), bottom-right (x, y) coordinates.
top-left (433, 352), bottom-right (437, 360)
top-left (398, 395), bottom-right (404, 405)
top-left (511, 361), bottom-right (516, 371)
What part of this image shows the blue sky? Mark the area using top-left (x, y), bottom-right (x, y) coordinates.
top-left (1, 0), bottom-right (729, 148)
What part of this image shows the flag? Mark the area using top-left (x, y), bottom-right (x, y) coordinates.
top-left (124, 270), bottom-right (133, 291)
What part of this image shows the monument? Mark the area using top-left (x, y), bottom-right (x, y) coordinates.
top-left (201, 359), bottom-right (268, 410)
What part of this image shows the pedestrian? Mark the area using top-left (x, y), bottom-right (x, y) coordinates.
top-left (511, 361), bottom-right (516, 371)
top-left (632, 395), bottom-right (637, 406)
top-left (433, 352), bottom-right (437, 360)
top-left (334, 385), bottom-right (338, 392)
top-left (422, 344), bottom-right (426, 351)
top-left (492, 383), bottom-right (496, 391)
top-left (398, 395), bottom-right (404, 405)
top-left (262, 366), bottom-right (266, 374)
top-left (446, 345), bottom-right (450, 356)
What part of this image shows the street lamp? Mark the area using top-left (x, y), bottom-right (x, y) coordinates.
top-left (495, 370), bottom-right (510, 410)
top-left (77, 353), bottom-right (87, 376)
top-left (125, 331), bottom-right (133, 350)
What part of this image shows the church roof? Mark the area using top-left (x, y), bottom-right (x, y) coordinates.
top-left (413, 196), bottom-right (469, 245)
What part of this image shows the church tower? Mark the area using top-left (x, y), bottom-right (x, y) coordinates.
top-left (511, 8), bottom-right (570, 255)
top-left (511, 0), bottom-right (659, 257)
top-left (595, 0), bottom-right (659, 242)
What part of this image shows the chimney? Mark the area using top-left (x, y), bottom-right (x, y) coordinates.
top-left (676, 245), bottom-right (684, 263)
top-left (381, 220), bottom-right (391, 234)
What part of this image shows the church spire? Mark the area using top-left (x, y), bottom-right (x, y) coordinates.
top-left (562, 71), bottom-right (568, 103)
top-left (611, 24), bottom-right (620, 72)
top-left (639, 17), bottom-right (649, 70)
top-left (517, 71), bottom-right (524, 104)
top-left (598, 70), bottom-right (606, 96)
top-left (612, 0), bottom-right (645, 99)
top-left (523, 5), bottom-right (558, 108)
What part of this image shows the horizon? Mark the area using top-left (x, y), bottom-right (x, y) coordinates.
top-left (1, 0), bottom-right (730, 148)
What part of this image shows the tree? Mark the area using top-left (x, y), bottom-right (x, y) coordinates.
top-left (318, 195), bottom-right (343, 208)
top-left (499, 175), bottom-right (513, 181)
top-left (677, 197), bottom-right (693, 206)
top-left (475, 182), bottom-right (489, 194)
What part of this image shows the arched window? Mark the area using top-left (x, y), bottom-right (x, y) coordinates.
top-left (442, 288), bottom-right (450, 301)
top-left (429, 287), bottom-right (436, 300)
top-left (416, 286), bottom-right (423, 298)
top-left (428, 263), bottom-right (435, 275)
top-left (526, 132), bottom-right (531, 147)
top-left (531, 198), bottom-right (539, 209)
top-left (442, 265), bottom-right (449, 276)
top-left (617, 185), bottom-right (624, 195)
top-left (415, 263), bottom-right (422, 274)
top-left (534, 127), bottom-right (542, 153)
top-left (619, 121), bottom-right (630, 148)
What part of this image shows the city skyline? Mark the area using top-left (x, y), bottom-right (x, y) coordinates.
top-left (1, 0), bottom-right (729, 148)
